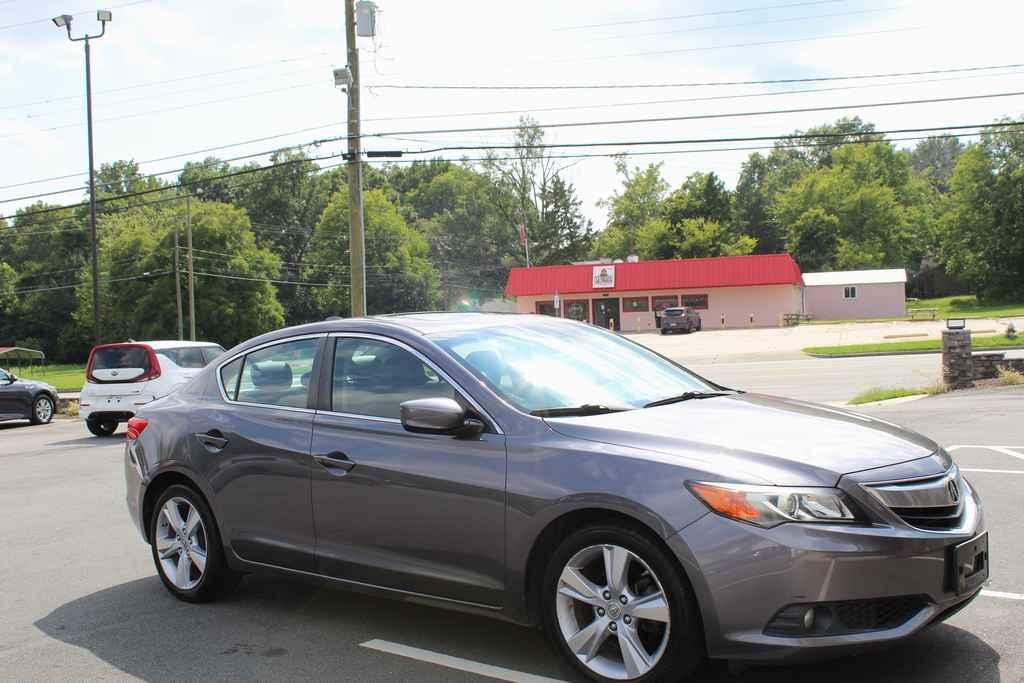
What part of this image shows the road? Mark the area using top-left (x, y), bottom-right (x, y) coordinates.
top-left (1, 387), bottom-right (1022, 682)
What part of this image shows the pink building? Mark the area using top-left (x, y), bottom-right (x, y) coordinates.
top-left (802, 269), bottom-right (908, 320)
top-left (505, 254), bottom-right (805, 331)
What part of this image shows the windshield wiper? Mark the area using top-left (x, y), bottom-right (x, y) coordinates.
top-left (531, 404), bottom-right (632, 418)
top-left (643, 391), bottom-right (737, 408)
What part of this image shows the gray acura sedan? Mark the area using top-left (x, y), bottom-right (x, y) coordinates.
top-left (124, 313), bottom-right (987, 682)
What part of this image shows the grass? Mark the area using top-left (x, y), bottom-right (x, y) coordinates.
top-left (804, 334), bottom-right (1024, 357)
top-left (6, 364), bottom-right (85, 392)
top-left (908, 295), bottom-right (1024, 320)
top-left (807, 295), bottom-right (1024, 325)
top-left (848, 382), bottom-right (948, 405)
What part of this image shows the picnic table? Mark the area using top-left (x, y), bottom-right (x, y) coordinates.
top-left (908, 308), bottom-right (938, 320)
top-left (783, 313), bottom-right (813, 325)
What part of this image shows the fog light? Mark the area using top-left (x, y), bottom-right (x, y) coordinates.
top-left (802, 607), bottom-right (815, 631)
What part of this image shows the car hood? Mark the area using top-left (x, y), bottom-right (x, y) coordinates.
top-left (15, 379), bottom-right (56, 393)
top-left (544, 393), bottom-right (941, 486)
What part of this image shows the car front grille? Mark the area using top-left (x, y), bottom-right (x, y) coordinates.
top-left (862, 467), bottom-right (966, 531)
top-left (832, 596), bottom-right (927, 631)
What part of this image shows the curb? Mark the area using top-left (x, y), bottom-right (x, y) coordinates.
top-left (804, 345), bottom-right (1023, 359)
top-left (846, 393), bottom-right (931, 408)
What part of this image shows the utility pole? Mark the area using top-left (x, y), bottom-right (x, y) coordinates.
top-left (174, 222), bottom-right (183, 340)
top-left (53, 11), bottom-right (111, 345)
top-left (186, 194), bottom-right (196, 341)
top-left (344, 0), bottom-right (367, 317)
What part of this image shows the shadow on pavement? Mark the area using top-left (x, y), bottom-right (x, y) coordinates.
top-left (35, 574), bottom-right (1000, 682)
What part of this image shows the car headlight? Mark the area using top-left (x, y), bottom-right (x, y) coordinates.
top-left (688, 481), bottom-right (860, 528)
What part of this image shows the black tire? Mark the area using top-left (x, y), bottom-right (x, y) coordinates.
top-left (86, 418), bottom-right (118, 437)
top-left (697, 320), bottom-right (702, 331)
top-left (149, 484), bottom-right (241, 603)
top-left (541, 522), bottom-right (703, 682)
top-left (659, 329), bottom-right (665, 335)
top-left (30, 395), bottom-right (55, 425)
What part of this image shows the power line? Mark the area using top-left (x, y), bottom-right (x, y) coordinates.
top-left (5, 119), bottom-right (1023, 225)
top-left (365, 62), bottom-right (1024, 91)
top-left (406, 121), bottom-right (1024, 155)
top-left (361, 90), bottom-right (1024, 142)
top-left (549, 26), bottom-right (922, 63)
top-left (0, 52), bottom-right (331, 109)
top-left (0, 152), bottom-right (348, 221)
top-left (192, 270), bottom-right (335, 288)
top-left (13, 270), bottom-right (172, 294)
top-left (0, 0), bottom-right (154, 31)
top-left (1, 62), bottom-right (334, 114)
top-left (8, 62), bottom-right (1020, 193)
top-left (553, 0), bottom-right (847, 30)
top-left (589, 5), bottom-right (903, 41)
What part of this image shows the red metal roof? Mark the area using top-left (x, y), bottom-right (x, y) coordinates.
top-left (506, 254), bottom-right (802, 297)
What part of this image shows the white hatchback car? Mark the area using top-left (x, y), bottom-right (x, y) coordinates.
top-left (80, 340), bottom-right (224, 436)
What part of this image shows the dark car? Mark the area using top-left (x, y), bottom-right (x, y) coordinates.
top-left (124, 314), bottom-right (986, 683)
top-left (660, 306), bottom-right (702, 334)
top-left (0, 367), bottom-right (57, 425)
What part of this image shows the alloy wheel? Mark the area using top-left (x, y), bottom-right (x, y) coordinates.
top-left (555, 544), bottom-right (671, 680)
top-left (154, 497), bottom-right (208, 591)
top-left (34, 397), bottom-right (53, 423)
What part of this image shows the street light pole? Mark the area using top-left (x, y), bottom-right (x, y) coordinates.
top-left (54, 10), bottom-right (111, 346)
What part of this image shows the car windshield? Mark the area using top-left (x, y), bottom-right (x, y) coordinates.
top-left (434, 321), bottom-right (716, 414)
top-left (159, 346), bottom-right (218, 368)
top-left (664, 309), bottom-right (684, 317)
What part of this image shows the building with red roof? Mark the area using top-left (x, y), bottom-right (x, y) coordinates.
top-left (504, 254), bottom-right (805, 331)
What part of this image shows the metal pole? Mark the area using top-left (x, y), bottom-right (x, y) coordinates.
top-left (345, 0), bottom-right (366, 317)
top-left (84, 37), bottom-right (101, 345)
top-left (174, 222), bottom-right (183, 341)
top-left (186, 194), bottom-right (196, 341)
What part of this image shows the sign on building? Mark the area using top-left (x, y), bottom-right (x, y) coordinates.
top-left (592, 265), bottom-right (615, 289)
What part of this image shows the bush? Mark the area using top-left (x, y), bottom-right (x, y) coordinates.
top-left (997, 368), bottom-right (1024, 386)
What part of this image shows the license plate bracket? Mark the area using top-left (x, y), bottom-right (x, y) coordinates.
top-left (948, 531), bottom-right (988, 595)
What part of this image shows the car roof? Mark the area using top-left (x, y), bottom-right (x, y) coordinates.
top-left (102, 340), bottom-right (223, 349)
top-left (373, 312), bottom-right (581, 336)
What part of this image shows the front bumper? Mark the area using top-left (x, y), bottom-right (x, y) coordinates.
top-left (669, 482), bottom-right (984, 661)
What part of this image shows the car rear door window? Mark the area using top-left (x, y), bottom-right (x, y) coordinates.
top-left (332, 338), bottom-right (455, 419)
top-left (233, 338), bottom-right (319, 409)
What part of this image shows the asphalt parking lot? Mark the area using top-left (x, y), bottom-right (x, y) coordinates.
top-left (1, 386), bottom-right (1022, 682)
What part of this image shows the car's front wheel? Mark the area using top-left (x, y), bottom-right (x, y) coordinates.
top-left (30, 395), bottom-right (54, 425)
top-left (149, 484), bottom-right (240, 602)
top-left (542, 523), bottom-right (703, 682)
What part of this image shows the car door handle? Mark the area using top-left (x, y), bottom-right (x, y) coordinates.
top-left (314, 452), bottom-right (356, 473)
top-left (194, 430), bottom-right (229, 451)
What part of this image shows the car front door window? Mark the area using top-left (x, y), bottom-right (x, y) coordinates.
top-left (332, 338), bottom-right (456, 419)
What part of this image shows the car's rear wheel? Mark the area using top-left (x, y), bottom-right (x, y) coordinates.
top-left (30, 395), bottom-right (54, 425)
top-left (542, 523), bottom-right (702, 682)
top-left (149, 484), bottom-right (240, 602)
top-left (86, 418), bottom-right (118, 437)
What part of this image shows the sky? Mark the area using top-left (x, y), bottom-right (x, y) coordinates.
top-left (2, 0), bottom-right (1024, 230)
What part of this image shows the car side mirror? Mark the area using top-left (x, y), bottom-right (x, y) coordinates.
top-left (400, 397), bottom-right (484, 438)
top-left (6, 374), bottom-right (16, 383)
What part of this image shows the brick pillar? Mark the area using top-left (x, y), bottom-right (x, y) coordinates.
top-left (942, 329), bottom-right (974, 389)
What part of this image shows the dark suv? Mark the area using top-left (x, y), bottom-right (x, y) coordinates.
top-left (660, 306), bottom-right (702, 334)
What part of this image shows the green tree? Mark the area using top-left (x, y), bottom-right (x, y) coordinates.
top-left (308, 189), bottom-right (440, 316)
top-left (941, 120), bottom-right (1024, 299)
top-left (776, 142), bottom-right (934, 272)
top-left (908, 136), bottom-right (964, 192)
top-left (664, 171), bottom-right (731, 225)
top-left (0, 262), bottom-right (16, 317)
top-left (636, 217), bottom-right (755, 260)
top-left (533, 175), bottom-right (594, 264)
top-left (71, 200), bottom-right (284, 348)
top-left (592, 159), bottom-right (669, 258)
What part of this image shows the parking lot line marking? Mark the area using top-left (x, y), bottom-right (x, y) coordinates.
top-left (981, 590), bottom-right (1024, 601)
top-left (360, 639), bottom-right (567, 683)
top-left (961, 468), bottom-right (1024, 474)
top-left (948, 445), bottom-right (1024, 462)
